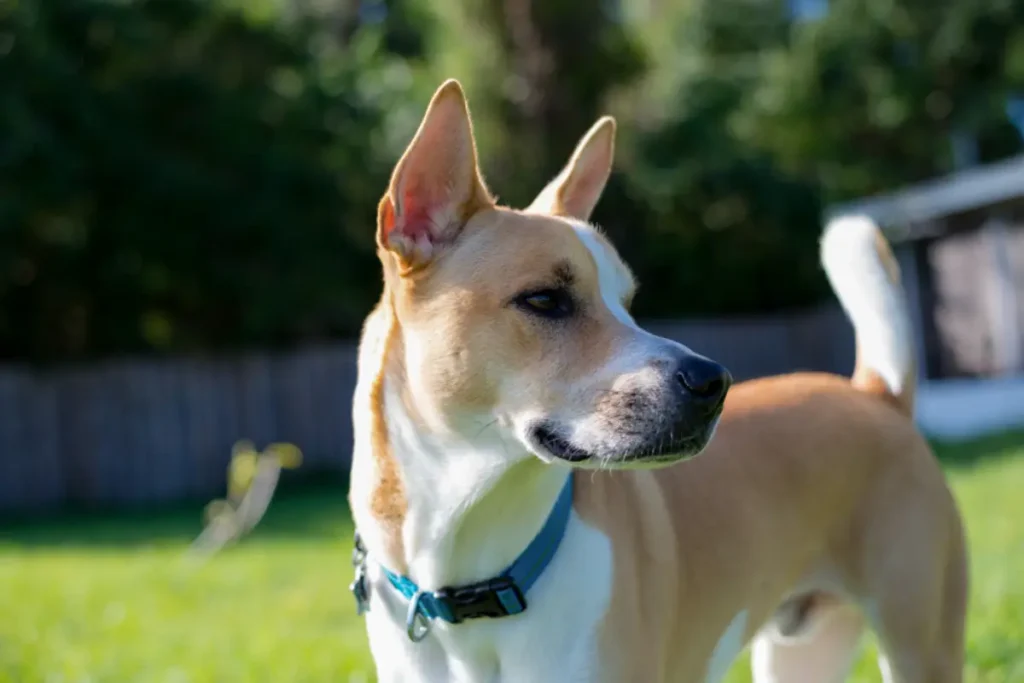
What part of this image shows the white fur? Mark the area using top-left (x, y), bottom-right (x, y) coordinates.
top-left (820, 215), bottom-right (913, 397)
top-left (879, 654), bottom-right (896, 683)
top-left (363, 510), bottom-right (613, 683)
top-left (355, 376), bottom-right (613, 682)
top-left (382, 377), bottom-right (566, 587)
top-left (356, 376), bottom-right (610, 679)
top-left (705, 610), bottom-right (749, 683)
top-left (351, 226), bottom-right (623, 680)
top-left (567, 221), bottom-right (709, 459)
top-left (571, 222), bottom-right (636, 326)
top-left (353, 218), bottom-right (708, 682)
top-left (349, 306), bottom-right (398, 567)
top-left (751, 601), bottom-right (865, 683)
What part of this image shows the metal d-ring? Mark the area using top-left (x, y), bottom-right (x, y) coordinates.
top-left (349, 564), bottom-right (369, 616)
top-left (405, 590), bottom-right (431, 642)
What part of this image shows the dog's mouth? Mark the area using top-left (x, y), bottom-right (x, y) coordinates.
top-left (529, 417), bottom-right (720, 467)
top-left (532, 424), bottom-right (594, 463)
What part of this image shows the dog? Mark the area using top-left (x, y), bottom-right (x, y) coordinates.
top-left (347, 79), bottom-right (967, 683)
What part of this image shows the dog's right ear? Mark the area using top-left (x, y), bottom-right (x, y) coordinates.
top-left (526, 116), bottom-right (616, 221)
top-left (378, 79), bottom-right (494, 272)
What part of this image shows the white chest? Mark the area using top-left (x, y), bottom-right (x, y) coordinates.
top-left (362, 513), bottom-right (613, 683)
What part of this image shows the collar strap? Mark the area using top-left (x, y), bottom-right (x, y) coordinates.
top-left (379, 475), bottom-right (573, 635)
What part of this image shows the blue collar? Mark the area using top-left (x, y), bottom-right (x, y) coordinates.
top-left (359, 474), bottom-right (574, 641)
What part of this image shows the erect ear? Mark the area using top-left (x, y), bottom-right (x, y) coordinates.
top-left (526, 116), bottom-right (616, 221)
top-left (378, 79), bottom-right (494, 270)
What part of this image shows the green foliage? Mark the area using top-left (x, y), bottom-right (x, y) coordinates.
top-left (420, 0), bottom-right (646, 206)
top-left (3, 0), bottom-right (1024, 361)
top-left (733, 0), bottom-right (1024, 199)
top-left (0, 0), bottom-right (393, 362)
top-left (615, 0), bottom-right (827, 317)
top-left (614, 0), bottom-right (1024, 316)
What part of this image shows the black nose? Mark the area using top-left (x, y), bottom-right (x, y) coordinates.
top-left (675, 354), bottom-right (732, 408)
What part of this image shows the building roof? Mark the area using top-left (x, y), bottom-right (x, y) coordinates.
top-left (825, 154), bottom-right (1024, 242)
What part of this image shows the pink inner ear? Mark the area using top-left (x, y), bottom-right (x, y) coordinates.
top-left (400, 194), bottom-right (439, 243)
top-left (383, 186), bottom-right (440, 248)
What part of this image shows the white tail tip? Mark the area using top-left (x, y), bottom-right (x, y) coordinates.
top-left (821, 215), bottom-right (913, 402)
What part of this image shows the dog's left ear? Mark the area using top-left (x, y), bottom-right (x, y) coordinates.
top-left (526, 116), bottom-right (616, 221)
top-left (378, 79), bottom-right (494, 271)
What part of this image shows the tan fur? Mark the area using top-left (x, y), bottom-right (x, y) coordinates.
top-left (356, 83), bottom-right (635, 568)
top-left (528, 116), bottom-right (617, 220)
top-left (352, 79), bottom-right (967, 683)
top-left (365, 301), bottom-right (408, 567)
top-left (575, 373), bottom-right (966, 682)
top-left (398, 209), bottom-right (635, 395)
top-left (377, 80), bottom-right (494, 273)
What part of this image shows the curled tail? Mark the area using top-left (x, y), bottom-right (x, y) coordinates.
top-left (821, 216), bottom-right (916, 416)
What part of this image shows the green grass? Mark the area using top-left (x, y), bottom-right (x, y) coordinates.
top-left (2, 435), bottom-right (1024, 683)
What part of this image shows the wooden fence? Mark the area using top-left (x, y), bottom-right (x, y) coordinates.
top-left (0, 307), bottom-right (854, 514)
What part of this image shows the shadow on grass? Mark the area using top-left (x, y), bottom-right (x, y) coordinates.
top-left (931, 430), bottom-right (1024, 470)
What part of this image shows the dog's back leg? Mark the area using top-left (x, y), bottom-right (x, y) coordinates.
top-left (867, 529), bottom-right (968, 683)
top-left (870, 573), bottom-right (966, 683)
top-left (750, 598), bottom-right (864, 683)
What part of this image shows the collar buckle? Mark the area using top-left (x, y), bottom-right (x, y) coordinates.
top-left (356, 474), bottom-right (572, 639)
top-left (434, 576), bottom-right (527, 623)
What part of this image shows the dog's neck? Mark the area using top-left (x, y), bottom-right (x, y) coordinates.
top-left (350, 303), bottom-right (570, 589)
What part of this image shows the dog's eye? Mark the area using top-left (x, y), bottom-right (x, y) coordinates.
top-left (514, 288), bottom-right (575, 319)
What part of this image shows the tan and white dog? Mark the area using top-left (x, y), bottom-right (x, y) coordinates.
top-left (348, 80), bottom-right (967, 683)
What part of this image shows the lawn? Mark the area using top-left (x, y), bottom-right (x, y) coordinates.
top-left (2, 434), bottom-right (1023, 683)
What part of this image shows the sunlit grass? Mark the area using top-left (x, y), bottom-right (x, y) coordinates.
top-left (2, 435), bottom-right (1023, 683)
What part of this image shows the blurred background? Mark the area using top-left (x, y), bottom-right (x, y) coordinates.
top-left (1, 0), bottom-right (1023, 681)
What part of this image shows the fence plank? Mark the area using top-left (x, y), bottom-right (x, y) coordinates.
top-left (26, 373), bottom-right (64, 511)
top-left (0, 369), bottom-right (64, 512)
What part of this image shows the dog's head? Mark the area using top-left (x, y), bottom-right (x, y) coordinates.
top-left (374, 80), bottom-right (730, 469)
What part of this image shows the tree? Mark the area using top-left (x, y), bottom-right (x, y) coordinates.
top-left (0, 0), bottom-right (400, 362)
top-left (616, 0), bottom-right (828, 317)
top-left (420, 0), bottom-right (646, 207)
top-left (736, 0), bottom-right (1024, 201)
